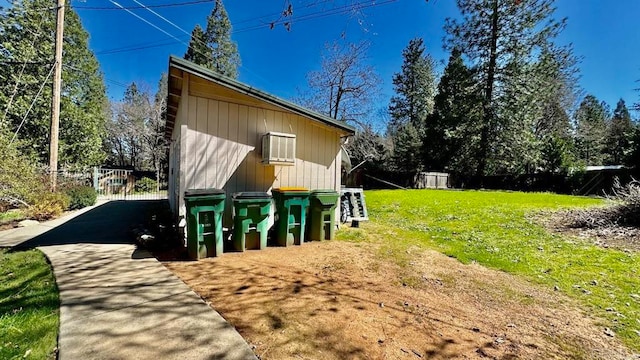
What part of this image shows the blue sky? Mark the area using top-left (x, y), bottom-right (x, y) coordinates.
top-left (69, 0), bottom-right (640, 115)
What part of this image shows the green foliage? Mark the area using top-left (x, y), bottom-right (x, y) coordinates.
top-left (0, 129), bottom-right (45, 209)
top-left (626, 126), bottom-right (640, 167)
top-left (26, 192), bottom-right (70, 221)
top-left (574, 95), bottom-right (610, 165)
top-left (389, 122), bottom-right (422, 173)
top-left (0, 249), bottom-right (59, 360)
top-left (184, 25), bottom-right (211, 66)
top-left (604, 99), bottom-right (634, 164)
top-left (0, 209), bottom-right (26, 223)
top-left (340, 190), bottom-right (639, 350)
top-left (184, 0), bottom-right (240, 78)
top-left (388, 38), bottom-right (436, 172)
top-left (445, 0), bottom-right (571, 176)
top-left (0, 0), bottom-right (108, 166)
top-left (135, 177), bottom-right (158, 193)
top-left (64, 185), bottom-right (97, 210)
top-left (426, 49), bottom-right (482, 173)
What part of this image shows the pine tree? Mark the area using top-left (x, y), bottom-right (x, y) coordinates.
top-left (183, 0), bottom-right (240, 78)
top-left (604, 99), bottom-right (634, 164)
top-left (388, 38), bottom-right (436, 172)
top-left (0, 0), bottom-right (108, 167)
top-left (445, 0), bottom-right (568, 176)
top-left (184, 25), bottom-right (210, 66)
top-left (498, 45), bottom-right (578, 174)
top-left (426, 49), bottom-right (482, 173)
top-left (574, 95), bottom-right (609, 166)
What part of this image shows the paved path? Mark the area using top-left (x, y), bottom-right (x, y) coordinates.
top-left (3, 201), bottom-right (257, 360)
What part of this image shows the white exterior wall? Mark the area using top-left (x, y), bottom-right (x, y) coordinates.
top-left (171, 74), bottom-right (343, 226)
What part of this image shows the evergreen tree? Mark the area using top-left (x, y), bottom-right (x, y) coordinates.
top-left (183, 0), bottom-right (240, 78)
top-left (388, 38), bottom-right (436, 172)
top-left (184, 25), bottom-right (210, 66)
top-left (498, 45), bottom-right (578, 174)
top-left (604, 99), bottom-right (634, 164)
top-left (445, 0), bottom-right (568, 176)
top-left (426, 49), bottom-right (482, 174)
top-left (0, 0), bottom-right (108, 166)
top-left (574, 95), bottom-right (609, 165)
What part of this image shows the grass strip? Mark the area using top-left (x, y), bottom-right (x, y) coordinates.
top-left (0, 248), bottom-right (59, 359)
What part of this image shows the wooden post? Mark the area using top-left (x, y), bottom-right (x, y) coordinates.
top-left (49, 0), bottom-right (65, 191)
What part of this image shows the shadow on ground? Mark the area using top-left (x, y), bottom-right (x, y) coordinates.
top-left (14, 200), bottom-right (164, 250)
top-left (8, 200), bottom-right (258, 360)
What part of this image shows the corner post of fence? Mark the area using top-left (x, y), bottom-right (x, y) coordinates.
top-left (93, 167), bottom-right (99, 192)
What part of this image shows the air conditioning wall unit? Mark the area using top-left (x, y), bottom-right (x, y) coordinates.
top-left (261, 132), bottom-right (296, 166)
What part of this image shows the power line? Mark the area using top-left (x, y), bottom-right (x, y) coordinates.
top-left (131, 0), bottom-right (192, 38)
top-left (96, 37), bottom-right (188, 55)
top-left (62, 63), bottom-right (129, 89)
top-left (91, 0), bottom-right (397, 57)
top-left (106, 0), bottom-right (191, 49)
top-left (10, 62), bottom-right (56, 145)
top-left (72, 0), bottom-right (214, 11)
top-left (231, 0), bottom-right (333, 26)
top-left (233, 0), bottom-right (397, 34)
top-left (113, 0), bottom-right (213, 61)
top-left (1, 10), bottom-right (49, 124)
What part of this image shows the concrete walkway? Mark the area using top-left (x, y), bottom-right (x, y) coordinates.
top-left (3, 201), bottom-right (257, 360)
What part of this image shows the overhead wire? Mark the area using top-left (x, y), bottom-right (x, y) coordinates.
top-left (10, 62), bottom-right (56, 145)
top-left (72, 0), bottom-right (214, 11)
top-left (106, 0), bottom-right (191, 50)
top-left (1, 7), bottom-right (51, 124)
top-left (91, 0), bottom-right (397, 56)
top-left (233, 0), bottom-right (397, 34)
top-left (96, 37), bottom-right (188, 55)
top-left (62, 63), bottom-right (129, 89)
top-left (113, 0), bottom-right (213, 62)
top-left (131, 0), bottom-right (193, 39)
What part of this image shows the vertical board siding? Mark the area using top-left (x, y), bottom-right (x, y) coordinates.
top-left (227, 103), bottom-right (239, 193)
top-left (205, 99), bottom-right (219, 188)
top-left (194, 97), bottom-right (208, 189)
top-left (181, 91), bottom-right (343, 226)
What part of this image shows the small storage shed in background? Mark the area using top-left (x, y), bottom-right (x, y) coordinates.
top-left (165, 56), bottom-right (355, 225)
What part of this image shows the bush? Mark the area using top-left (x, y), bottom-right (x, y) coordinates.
top-left (0, 130), bottom-right (46, 209)
top-left (135, 177), bottom-right (157, 193)
top-left (26, 192), bottom-right (70, 221)
top-left (65, 185), bottom-right (97, 210)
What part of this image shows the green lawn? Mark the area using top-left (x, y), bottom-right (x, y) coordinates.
top-left (338, 189), bottom-right (640, 351)
top-left (0, 249), bottom-right (59, 359)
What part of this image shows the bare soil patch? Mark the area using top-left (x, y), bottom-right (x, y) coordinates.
top-left (164, 240), bottom-right (633, 360)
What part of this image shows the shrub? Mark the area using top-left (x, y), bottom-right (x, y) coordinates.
top-left (27, 192), bottom-right (70, 221)
top-left (0, 130), bottom-right (46, 209)
top-left (135, 177), bottom-right (157, 193)
top-left (65, 185), bottom-right (97, 210)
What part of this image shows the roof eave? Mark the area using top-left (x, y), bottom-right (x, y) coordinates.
top-left (164, 56), bottom-right (356, 140)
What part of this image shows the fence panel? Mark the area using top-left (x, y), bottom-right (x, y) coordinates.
top-left (93, 168), bottom-right (167, 200)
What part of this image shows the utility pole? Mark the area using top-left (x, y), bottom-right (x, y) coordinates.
top-left (49, 0), bottom-right (65, 191)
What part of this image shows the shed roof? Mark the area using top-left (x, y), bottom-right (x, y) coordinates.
top-left (165, 56), bottom-right (356, 139)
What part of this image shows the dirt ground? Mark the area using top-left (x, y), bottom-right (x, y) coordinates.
top-left (163, 238), bottom-right (634, 360)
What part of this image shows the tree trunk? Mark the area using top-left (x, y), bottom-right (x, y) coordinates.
top-left (476, 0), bottom-right (499, 178)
